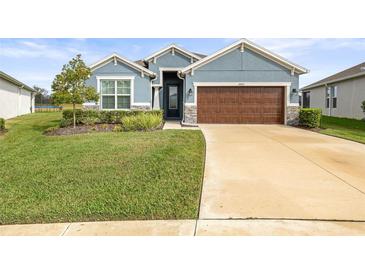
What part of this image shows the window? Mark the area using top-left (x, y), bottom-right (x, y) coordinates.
top-left (325, 86), bottom-right (338, 109)
top-left (168, 86), bottom-right (178, 109)
top-left (331, 86), bottom-right (337, 108)
top-left (325, 87), bottom-right (330, 108)
top-left (302, 91), bottom-right (310, 108)
top-left (100, 79), bottom-right (132, 109)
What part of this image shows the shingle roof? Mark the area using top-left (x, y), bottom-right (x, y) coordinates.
top-left (192, 52), bottom-right (207, 58)
top-left (302, 61), bottom-right (365, 90)
top-left (0, 71), bottom-right (35, 92)
top-left (134, 60), bottom-right (146, 67)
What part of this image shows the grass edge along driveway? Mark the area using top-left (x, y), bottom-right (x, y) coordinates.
top-left (0, 113), bottom-right (205, 225)
top-left (320, 115), bottom-right (365, 144)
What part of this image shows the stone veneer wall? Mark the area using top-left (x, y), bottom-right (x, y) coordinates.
top-left (184, 105), bottom-right (197, 124)
top-left (286, 106), bottom-right (300, 125)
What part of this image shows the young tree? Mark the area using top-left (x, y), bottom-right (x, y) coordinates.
top-left (51, 54), bottom-right (98, 128)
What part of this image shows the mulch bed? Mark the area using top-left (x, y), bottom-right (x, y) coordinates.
top-left (45, 124), bottom-right (118, 136)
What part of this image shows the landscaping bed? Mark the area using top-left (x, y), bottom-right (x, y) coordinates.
top-left (47, 109), bottom-right (165, 135)
top-left (0, 112), bottom-right (205, 225)
top-left (45, 123), bottom-right (118, 136)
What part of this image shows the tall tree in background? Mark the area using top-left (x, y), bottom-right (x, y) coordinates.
top-left (52, 54), bottom-right (98, 128)
top-left (33, 85), bottom-right (50, 105)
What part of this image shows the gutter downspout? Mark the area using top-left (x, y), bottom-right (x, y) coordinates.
top-left (177, 71), bottom-right (186, 123)
top-left (325, 83), bottom-right (331, 116)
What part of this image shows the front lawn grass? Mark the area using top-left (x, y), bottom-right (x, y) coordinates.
top-left (320, 115), bottom-right (365, 144)
top-left (0, 113), bottom-right (205, 225)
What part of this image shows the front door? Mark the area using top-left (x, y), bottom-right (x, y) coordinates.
top-left (165, 81), bottom-right (182, 119)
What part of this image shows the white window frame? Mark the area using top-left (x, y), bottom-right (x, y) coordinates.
top-left (96, 76), bottom-right (135, 110)
top-left (325, 86), bottom-right (331, 109)
top-left (331, 86), bottom-right (338, 109)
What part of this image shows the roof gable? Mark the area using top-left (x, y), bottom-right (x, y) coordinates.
top-left (89, 53), bottom-right (156, 77)
top-left (144, 44), bottom-right (202, 63)
top-left (180, 39), bottom-right (309, 75)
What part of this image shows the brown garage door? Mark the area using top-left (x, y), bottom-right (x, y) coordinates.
top-left (197, 86), bottom-right (285, 124)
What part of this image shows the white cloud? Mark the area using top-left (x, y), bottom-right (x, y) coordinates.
top-left (0, 40), bottom-right (89, 60)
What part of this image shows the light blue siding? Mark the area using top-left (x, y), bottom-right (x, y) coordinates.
top-left (86, 60), bottom-right (151, 104)
top-left (184, 48), bottom-right (300, 104)
top-left (149, 51), bottom-right (192, 86)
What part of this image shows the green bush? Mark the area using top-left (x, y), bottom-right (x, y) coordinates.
top-left (121, 113), bottom-right (163, 131)
top-left (80, 116), bottom-right (99, 126)
top-left (44, 126), bottom-right (59, 134)
top-left (61, 109), bottom-right (163, 126)
top-left (299, 108), bottom-right (322, 128)
top-left (60, 109), bottom-right (164, 129)
top-left (112, 124), bottom-right (123, 132)
top-left (0, 118), bottom-right (5, 131)
top-left (60, 118), bottom-right (73, 128)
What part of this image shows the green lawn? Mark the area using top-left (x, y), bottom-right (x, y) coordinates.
top-left (0, 113), bottom-right (205, 225)
top-left (320, 115), bottom-right (365, 144)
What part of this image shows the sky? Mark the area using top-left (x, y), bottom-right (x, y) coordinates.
top-left (1, 38), bottom-right (365, 91)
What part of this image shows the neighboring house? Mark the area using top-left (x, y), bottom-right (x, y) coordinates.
top-left (0, 71), bottom-right (35, 119)
top-left (301, 62), bottom-right (365, 119)
top-left (86, 39), bottom-right (309, 125)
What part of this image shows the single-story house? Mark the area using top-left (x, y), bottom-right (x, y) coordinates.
top-left (0, 71), bottom-right (35, 119)
top-left (86, 39), bottom-right (309, 125)
top-left (301, 61), bottom-right (365, 119)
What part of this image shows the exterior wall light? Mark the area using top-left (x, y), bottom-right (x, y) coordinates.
top-left (188, 88), bottom-right (193, 96)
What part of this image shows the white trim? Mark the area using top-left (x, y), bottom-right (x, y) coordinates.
top-left (192, 81), bottom-right (291, 87)
top-left (132, 103), bottom-right (151, 106)
top-left (180, 39), bottom-right (309, 75)
top-left (96, 76), bottom-right (135, 80)
top-left (144, 44), bottom-right (202, 62)
top-left (154, 67), bottom-right (185, 86)
top-left (90, 53), bottom-right (156, 77)
top-left (97, 76), bottom-right (135, 110)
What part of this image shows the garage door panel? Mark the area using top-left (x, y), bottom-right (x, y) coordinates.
top-left (197, 86), bottom-right (284, 124)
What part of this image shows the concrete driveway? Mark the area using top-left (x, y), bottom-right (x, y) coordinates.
top-left (199, 124), bottom-right (365, 222)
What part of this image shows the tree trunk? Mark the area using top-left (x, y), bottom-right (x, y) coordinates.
top-left (73, 103), bottom-right (76, 128)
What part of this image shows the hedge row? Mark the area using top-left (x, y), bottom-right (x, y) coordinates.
top-left (61, 109), bottom-right (163, 127)
top-left (299, 108), bottom-right (322, 128)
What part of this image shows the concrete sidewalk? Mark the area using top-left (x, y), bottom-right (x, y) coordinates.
top-left (1, 219), bottom-right (365, 236)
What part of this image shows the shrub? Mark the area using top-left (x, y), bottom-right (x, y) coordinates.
top-left (80, 116), bottom-right (99, 126)
top-left (60, 118), bottom-right (73, 128)
top-left (121, 113), bottom-right (163, 131)
top-left (60, 109), bottom-right (164, 128)
top-left (0, 118), bottom-right (5, 131)
top-left (44, 126), bottom-right (59, 134)
top-left (112, 125), bottom-right (123, 132)
top-left (299, 108), bottom-right (322, 128)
